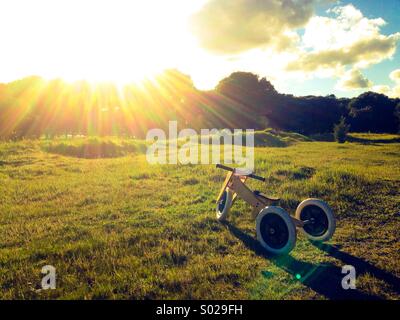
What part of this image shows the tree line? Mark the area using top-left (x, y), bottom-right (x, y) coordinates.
top-left (0, 70), bottom-right (399, 140)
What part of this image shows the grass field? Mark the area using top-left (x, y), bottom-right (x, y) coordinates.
top-left (0, 133), bottom-right (399, 299)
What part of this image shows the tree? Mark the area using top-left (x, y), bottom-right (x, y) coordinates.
top-left (261, 94), bottom-right (348, 135)
top-left (216, 72), bottom-right (277, 96)
top-left (396, 102), bottom-right (400, 133)
top-left (214, 72), bottom-right (280, 130)
top-left (347, 92), bottom-right (398, 133)
top-left (216, 72), bottom-right (277, 111)
top-left (0, 71), bottom-right (399, 140)
top-left (334, 116), bottom-right (350, 143)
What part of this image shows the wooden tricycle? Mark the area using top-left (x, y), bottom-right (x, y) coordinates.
top-left (215, 164), bottom-right (336, 255)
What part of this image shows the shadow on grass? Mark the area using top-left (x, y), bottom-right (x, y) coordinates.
top-left (222, 222), bottom-right (383, 300)
top-left (311, 241), bottom-right (400, 296)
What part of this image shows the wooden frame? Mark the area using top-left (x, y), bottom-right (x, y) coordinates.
top-left (217, 171), bottom-right (305, 226)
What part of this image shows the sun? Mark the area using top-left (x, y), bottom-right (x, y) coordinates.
top-left (0, 0), bottom-right (208, 86)
top-left (57, 51), bottom-right (163, 86)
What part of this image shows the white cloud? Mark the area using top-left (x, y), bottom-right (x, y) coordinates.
top-left (302, 5), bottom-right (386, 51)
top-left (190, 0), bottom-right (316, 54)
top-left (372, 85), bottom-right (391, 95)
top-left (389, 69), bottom-right (400, 82)
top-left (373, 69), bottom-right (400, 98)
top-left (286, 4), bottom-right (400, 75)
top-left (336, 69), bottom-right (373, 91)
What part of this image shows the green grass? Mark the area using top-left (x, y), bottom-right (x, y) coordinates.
top-left (0, 134), bottom-right (399, 299)
top-left (41, 137), bottom-right (147, 158)
top-left (174, 128), bottom-right (311, 148)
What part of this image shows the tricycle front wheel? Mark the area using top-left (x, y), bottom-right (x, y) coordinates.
top-left (216, 188), bottom-right (233, 221)
top-left (295, 198), bottom-right (336, 242)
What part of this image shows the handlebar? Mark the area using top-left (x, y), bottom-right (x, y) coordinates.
top-left (216, 164), bottom-right (265, 182)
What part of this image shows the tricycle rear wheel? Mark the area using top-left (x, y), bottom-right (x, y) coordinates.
top-left (256, 207), bottom-right (296, 255)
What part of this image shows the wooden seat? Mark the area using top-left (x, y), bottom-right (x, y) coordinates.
top-left (254, 190), bottom-right (280, 202)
